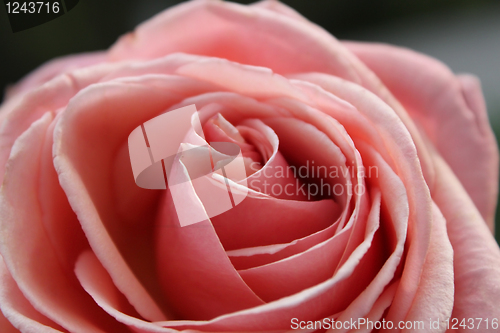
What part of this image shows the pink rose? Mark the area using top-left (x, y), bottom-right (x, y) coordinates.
top-left (1, 1), bottom-right (499, 332)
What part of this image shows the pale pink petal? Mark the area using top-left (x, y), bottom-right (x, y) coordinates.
top-left (211, 118), bottom-right (343, 250)
top-left (236, 118), bottom-right (310, 200)
top-left (344, 41), bottom-right (499, 229)
top-left (37, 115), bottom-right (89, 270)
top-left (432, 153), bottom-right (500, 332)
top-left (174, 91), bottom-right (290, 125)
top-left (75, 251), bottom-right (179, 333)
top-left (158, 132), bottom-right (408, 332)
top-left (202, 115), bottom-right (261, 165)
top-left (0, 61), bottom-right (124, 183)
top-left (330, 142), bottom-right (409, 329)
top-left (155, 189), bottom-right (265, 320)
top-left (250, 0), bottom-right (310, 23)
top-left (237, 191), bottom-right (370, 302)
top-left (0, 255), bottom-right (64, 333)
top-left (213, 197), bottom-right (340, 251)
top-left (4, 51), bottom-right (107, 101)
top-left (118, 0), bottom-right (437, 195)
top-left (260, 116), bottom-right (352, 205)
top-left (159, 203), bottom-right (384, 331)
top-left (347, 281), bottom-right (399, 333)
top-left (290, 74), bottom-right (433, 323)
top-left (0, 113), bottom-right (127, 333)
top-left (221, 114), bottom-right (361, 272)
top-left (226, 114), bottom-right (359, 269)
top-left (177, 58), bottom-right (309, 102)
top-left (53, 76), bottom-right (214, 322)
top-left (109, 0), bottom-right (360, 81)
top-left (400, 203), bottom-right (454, 333)
top-left (100, 53), bottom-right (207, 82)
top-left (227, 216), bottom-right (340, 270)
top-left (159, 63), bottom-right (418, 328)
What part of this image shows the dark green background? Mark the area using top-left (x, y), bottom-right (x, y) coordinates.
top-left (1, 0), bottom-right (499, 241)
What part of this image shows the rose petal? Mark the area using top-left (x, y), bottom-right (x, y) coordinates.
top-left (0, 62), bottom-right (124, 183)
top-left (0, 113), bottom-right (126, 333)
top-left (213, 196), bottom-right (340, 251)
top-left (227, 215), bottom-right (341, 270)
top-left (177, 58), bottom-right (309, 102)
top-left (290, 74), bottom-right (432, 323)
top-left (344, 42), bottom-right (499, 229)
top-left (109, 0), bottom-right (360, 81)
top-left (174, 91), bottom-right (290, 125)
top-left (261, 117), bottom-right (351, 205)
top-left (158, 142), bottom-right (408, 331)
top-left (5, 52), bottom-right (107, 101)
top-left (250, 0), bottom-right (310, 23)
top-left (159, 206), bottom-right (382, 331)
top-left (400, 203), bottom-right (454, 333)
top-left (54, 76), bottom-right (211, 321)
top-left (37, 115), bottom-right (89, 269)
top-left (0, 255), bottom-right (64, 333)
top-left (432, 153), bottom-right (500, 331)
top-left (220, 114), bottom-right (358, 269)
top-left (329, 142), bottom-right (408, 329)
top-left (156, 189), bottom-right (265, 320)
top-left (346, 281), bottom-right (399, 333)
top-left (237, 118), bottom-right (309, 200)
top-left (110, 0), bottom-right (436, 192)
top-left (237, 189), bottom-right (371, 302)
top-left (75, 250), bottom-right (179, 333)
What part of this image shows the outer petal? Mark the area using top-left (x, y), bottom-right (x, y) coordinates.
top-left (0, 61), bottom-right (124, 183)
top-left (250, 0), bottom-right (310, 23)
top-left (53, 78), bottom-right (188, 321)
top-left (432, 153), bottom-right (500, 332)
top-left (109, 0), bottom-right (360, 82)
top-left (4, 52), bottom-right (107, 101)
top-left (0, 256), bottom-right (63, 333)
top-left (0, 113), bottom-right (127, 333)
top-left (344, 42), bottom-right (499, 229)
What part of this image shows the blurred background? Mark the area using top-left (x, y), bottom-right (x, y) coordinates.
top-left (1, 0), bottom-right (499, 240)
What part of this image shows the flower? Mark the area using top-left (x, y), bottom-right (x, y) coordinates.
top-left (1, 1), bottom-right (499, 332)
